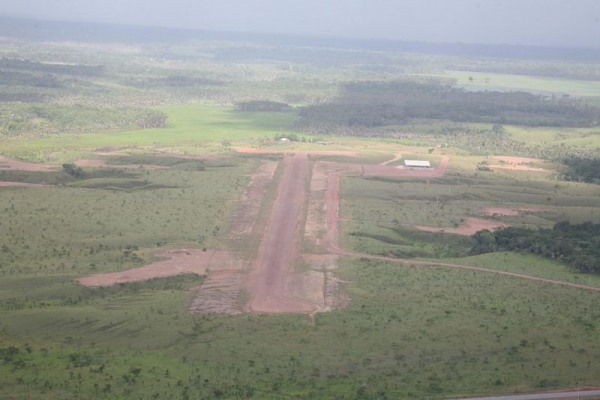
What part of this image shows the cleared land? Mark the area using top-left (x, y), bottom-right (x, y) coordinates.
top-left (78, 249), bottom-right (238, 287)
top-left (74, 147), bottom-right (600, 317)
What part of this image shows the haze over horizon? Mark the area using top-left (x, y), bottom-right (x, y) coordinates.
top-left (1, 0), bottom-right (599, 49)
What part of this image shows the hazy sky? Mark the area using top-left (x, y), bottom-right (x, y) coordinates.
top-left (2, 0), bottom-right (600, 48)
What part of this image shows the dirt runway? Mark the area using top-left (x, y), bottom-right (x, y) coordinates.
top-left (244, 154), bottom-right (318, 313)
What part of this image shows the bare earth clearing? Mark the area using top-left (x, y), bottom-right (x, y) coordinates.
top-left (0, 155), bottom-right (58, 171)
top-left (78, 249), bottom-right (240, 287)
top-left (489, 155), bottom-right (551, 172)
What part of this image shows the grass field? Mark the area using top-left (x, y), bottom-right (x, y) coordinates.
top-left (0, 104), bottom-right (298, 162)
top-left (2, 257), bottom-right (598, 399)
top-left (504, 125), bottom-right (600, 150)
top-left (441, 70), bottom-right (600, 97)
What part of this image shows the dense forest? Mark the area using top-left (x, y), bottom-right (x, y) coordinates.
top-left (471, 221), bottom-right (600, 273)
top-left (296, 81), bottom-right (600, 132)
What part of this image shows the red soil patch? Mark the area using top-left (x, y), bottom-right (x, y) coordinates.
top-left (244, 154), bottom-right (319, 314)
top-left (78, 249), bottom-right (237, 287)
top-left (0, 181), bottom-right (47, 187)
top-left (482, 207), bottom-right (549, 216)
top-left (380, 153), bottom-right (403, 166)
top-left (0, 156), bottom-right (58, 172)
top-left (415, 217), bottom-right (509, 236)
top-left (489, 155), bottom-right (550, 172)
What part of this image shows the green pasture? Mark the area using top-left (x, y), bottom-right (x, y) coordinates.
top-left (505, 125), bottom-right (600, 149)
top-left (0, 104), bottom-right (298, 161)
top-left (1, 257), bottom-right (598, 399)
top-left (442, 70), bottom-right (600, 97)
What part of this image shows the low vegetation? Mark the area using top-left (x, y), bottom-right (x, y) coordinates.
top-left (0, 103), bottom-right (166, 137)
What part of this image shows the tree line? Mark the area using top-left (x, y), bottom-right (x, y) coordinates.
top-left (471, 221), bottom-right (600, 273)
top-left (562, 156), bottom-right (600, 183)
top-left (295, 81), bottom-right (600, 131)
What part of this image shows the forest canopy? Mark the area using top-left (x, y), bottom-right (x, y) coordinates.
top-left (296, 81), bottom-right (600, 132)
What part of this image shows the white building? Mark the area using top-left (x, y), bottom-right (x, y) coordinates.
top-left (404, 160), bottom-right (431, 168)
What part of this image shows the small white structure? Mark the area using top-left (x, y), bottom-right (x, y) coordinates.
top-left (404, 160), bottom-right (431, 168)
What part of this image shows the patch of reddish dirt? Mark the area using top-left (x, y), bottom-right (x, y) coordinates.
top-left (489, 156), bottom-right (550, 172)
top-left (415, 217), bottom-right (509, 236)
top-left (0, 181), bottom-right (47, 187)
top-left (482, 207), bottom-right (549, 216)
top-left (78, 249), bottom-right (238, 287)
top-left (380, 153), bottom-right (403, 166)
top-left (0, 156), bottom-right (58, 172)
top-left (244, 154), bottom-right (321, 314)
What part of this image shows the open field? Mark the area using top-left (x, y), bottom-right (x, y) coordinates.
top-left (0, 104), bottom-right (298, 162)
top-left (440, 70), bottom-right (600, 97)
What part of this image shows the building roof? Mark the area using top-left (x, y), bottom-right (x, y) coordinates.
top-left (404, 160), bottom-right (431, 168)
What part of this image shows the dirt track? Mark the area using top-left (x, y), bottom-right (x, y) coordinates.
top-left (78, 249), bottom-right (239, 287)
